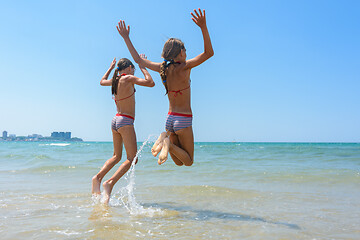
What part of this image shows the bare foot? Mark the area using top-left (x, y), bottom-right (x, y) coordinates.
top-left (102, 180), bottom-right (113, 204)
top-left (152, 142), bottom-right (163, 157)
top-left (92, 175), bottom-right (101, 195)
top-left (91, 193), bottom-right (102, 204)
top-left (151, 132), bottom-right (167, 157)
top-left (158, 137), bottom-right (170, 165)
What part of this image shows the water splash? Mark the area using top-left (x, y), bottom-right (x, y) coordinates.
top-left (113, 135), bottom-right (163, 216)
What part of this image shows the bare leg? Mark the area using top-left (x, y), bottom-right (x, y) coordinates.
top-left (168, 126), bottom-right (194, 166)
top-left (92, 130), bottom-right (123, 195)
top-left (158, 137), bottom-right (170, 165)
top-left (103, 125), bottom-right (137, 204)
top-left (151, 132), bottom-right (167, 157)
top-left (169, 133), bottom-right (183, 166)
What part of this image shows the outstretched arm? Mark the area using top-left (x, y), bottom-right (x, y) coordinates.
top-left (185, 9), bottom-right (214, 70)
top-left (130, 54), bottom-right (155, 87)
top-left (117, 21), bottom-right (162, 73)
top-left (100, 58), bottom-right (116, 86)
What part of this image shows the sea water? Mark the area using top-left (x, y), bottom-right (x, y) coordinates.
top-left (0, 141), bottom-right (359, 239)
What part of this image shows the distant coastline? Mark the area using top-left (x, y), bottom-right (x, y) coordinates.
top-left (1, 130), bottom-right (83, 142)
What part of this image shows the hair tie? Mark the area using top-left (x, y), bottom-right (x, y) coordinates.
top-left (163, 80), bottom-right (166, 83)
top-left (163, 59), bottom-right (175, 67)
top-left (117, 67), bottom-right (120, 70)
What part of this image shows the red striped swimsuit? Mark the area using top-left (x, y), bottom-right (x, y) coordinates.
top-left (165, 112), bottom-right (193, 133)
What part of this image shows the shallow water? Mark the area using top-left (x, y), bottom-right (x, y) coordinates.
top-left (0, 141), bottom-right (359, 239)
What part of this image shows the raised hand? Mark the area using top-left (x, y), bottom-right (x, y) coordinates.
top-left (191, 8), bottom-right (207, 28)
top-left (138, 54), bottom-right (147, 68)
top-left (110, 57), bottom-right (116, 69)
top-left (116, 20), bottom-right (130, 38)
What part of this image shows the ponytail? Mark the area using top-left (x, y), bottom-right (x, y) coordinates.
top-left (160, 59), bottom-right (175, 95)
top-left (160, 61), bottom-right (169, 95)
top-left (111, 69), bottom-right (119, 95)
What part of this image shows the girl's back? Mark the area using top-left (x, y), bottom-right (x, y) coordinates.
top-left (166, 64), bottom-right (192, 114)
top-left (114, 76), bottom-right (135, 115)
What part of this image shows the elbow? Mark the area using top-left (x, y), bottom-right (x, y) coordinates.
top-left (207, 49), bottom-right (214, 58)
top-left (148, 81), bottom-right (155, 87)
top-left (100, 79), bottom-right (109, 86)
top-left (202, 50), bottom-right (214, 61)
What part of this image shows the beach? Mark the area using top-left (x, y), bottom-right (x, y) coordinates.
top-left (0, 141), bottom-right (359, 239)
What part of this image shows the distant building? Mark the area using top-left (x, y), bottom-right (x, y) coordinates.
top-left (51, 132), bottom-right (60, 138)
top-left (60, 132), bottom-right (65, 138)
top-left (1, 131), bottom-right (81, 142)
top-left (65, 132), bottom-right (71, 139)
top-left (51, 131), bottom-right (71, 139)
top-left (31, 134), bottom-right (42, 138)
top-left (28, 134), bottom-right (43, 141)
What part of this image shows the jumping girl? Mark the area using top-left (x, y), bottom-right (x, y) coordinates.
top-left (117, 8), bottom-right (213, 166)
top-left (92, 56), bottom-right (154, 203)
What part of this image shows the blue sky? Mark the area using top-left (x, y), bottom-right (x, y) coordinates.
top-left (1, 0), bottom-right (359, 142)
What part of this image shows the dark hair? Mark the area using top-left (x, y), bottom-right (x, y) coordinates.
top-left (111, 58), bottom-right (135, 95)
top-left (160, 38), bottom-right (185, 94)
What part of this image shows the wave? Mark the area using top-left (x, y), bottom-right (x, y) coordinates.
top-left (32, 154), bottom-right (52, 160)
top-left (1, 154), bottom-right (25, 160)
top-left (39, 143), bottom-right (71, 147)
top-left (5, 165), bottom-right (97, 174)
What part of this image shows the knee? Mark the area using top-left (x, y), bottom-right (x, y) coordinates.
top-left (113, 155), bottom-right (121, 163)
top-left (184, 159), bottom-right (193, 166)
top-left (128, 156), bottom-right (138, 165)
top-left (174, 161), bottom-right (184, 166)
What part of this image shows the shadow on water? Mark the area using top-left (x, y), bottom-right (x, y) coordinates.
top-left (143, 203), bottom-right (301, 230)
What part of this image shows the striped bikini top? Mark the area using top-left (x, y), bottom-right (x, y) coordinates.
top-left (113, 73), bottom-right (136, 102)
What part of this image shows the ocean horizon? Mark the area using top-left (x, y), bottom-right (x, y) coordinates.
top-left (1, 141), bottom-right (359, 239)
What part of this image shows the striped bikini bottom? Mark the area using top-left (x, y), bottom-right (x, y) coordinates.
top-left (165, 112), bottom-right (193, 133)
top-left (111, 113), bottom-right (134, 131)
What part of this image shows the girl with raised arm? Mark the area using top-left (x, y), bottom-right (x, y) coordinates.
top-left (117, 8), bottom-right (213, 166)
top-left (92, 56), bottom-right (154, 204)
